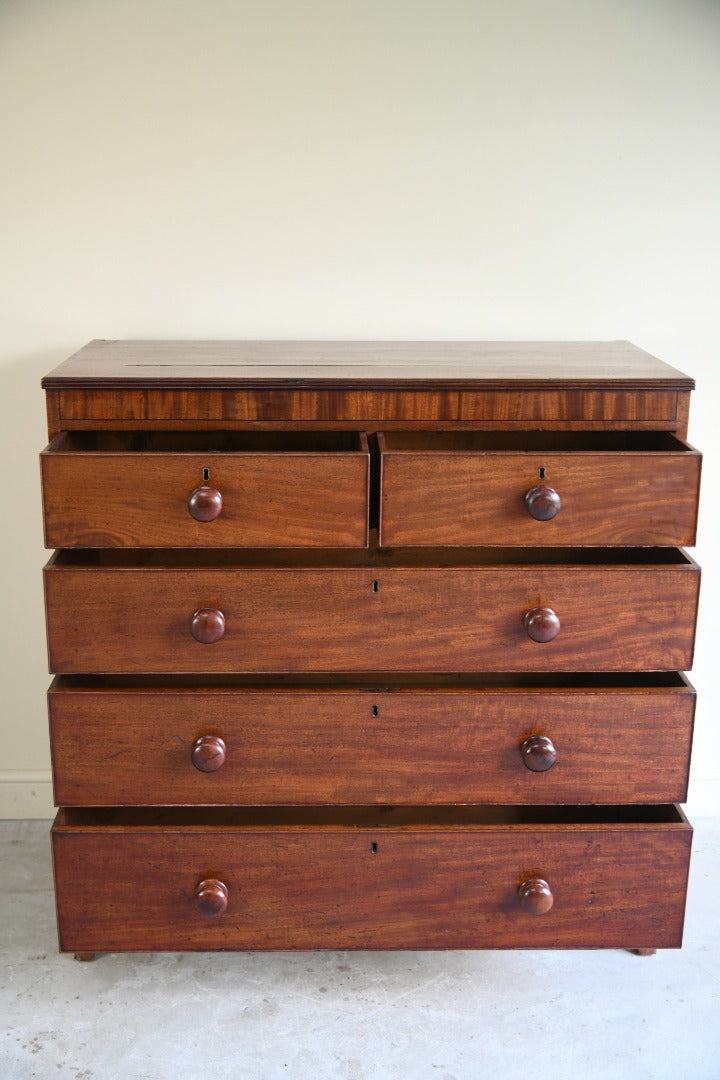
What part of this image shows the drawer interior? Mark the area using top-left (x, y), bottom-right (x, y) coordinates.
top-left (50, 671), bottom-right (693, 691)
top-left (380, 431), bottom-right (695, 453)
top-left (46, 430), bottom-right (368, 453)
top-left (47, 544), bottom-right (696, 568)
top-left (54, 804), bottom-right (689, 830)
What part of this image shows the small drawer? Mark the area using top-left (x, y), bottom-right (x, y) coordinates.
top-left (378, 431), bottom-right (701, 547)
top-left (43, 548), bottom-right (700, 674)
top-left (49, 674), bottom-right (695, 806)
top-left (41, 430), bottom-right (370, 548)
top-left (51, 805), bottom-right (692, 952)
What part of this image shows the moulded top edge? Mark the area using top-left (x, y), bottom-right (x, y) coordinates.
top-left (41, 340), bottom-right (695, 390)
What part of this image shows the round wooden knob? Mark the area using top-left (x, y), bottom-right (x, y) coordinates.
top-left (191, 735), bottom-right (227, 772)
top-left (191, 608), bottom-right (225, 644)
top-left (194, 878), bottom-right (228, 916)
top-left (521, 735), bottom-right (557, 772)
top-left (524, 606), bottom-right (560, 642)
top-left (525, 484), bottom-right (561, 521)
top-left (518, 877), bottom-right (554, 915)
top-left (188, 485), bottom-right (223, 522)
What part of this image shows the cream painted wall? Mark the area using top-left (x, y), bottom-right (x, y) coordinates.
top-left (1, 0), bottom-right (718, 817)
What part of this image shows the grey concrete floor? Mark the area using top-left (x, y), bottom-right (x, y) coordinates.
top-left (1, 819), bottom-right (719, 1080)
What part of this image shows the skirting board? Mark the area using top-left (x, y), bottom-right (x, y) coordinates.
top-left (0, 771), bottom-right (54, 819)
top-left (0, 771), bottom-right (718, 820)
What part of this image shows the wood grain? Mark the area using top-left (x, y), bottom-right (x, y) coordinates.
top-left (51, 805), bottom-right (692, 951)
top-left (41, 431), bottom-right (369, 548)
top-left (41, 340), bottom-right (695, 389)
top-left (53, 387), bottom-right (681, 428)
top-left (675, 391), bottom-right (691, 440)
top-left (48, 681), bottom-right (695, 806)
top-left (44, 340), bottom-right (691, 429)
top-left (378, 432), bottom-right (701, 547)
top-left (39, 340), bottom-right (701, 958)
top-left (46, 391), bottom-right (61, 440)
top-left (43, 555), bottom-right (699, 674)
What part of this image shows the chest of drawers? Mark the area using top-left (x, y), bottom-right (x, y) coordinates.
top-left (41, 340), bottom-right (700, 956)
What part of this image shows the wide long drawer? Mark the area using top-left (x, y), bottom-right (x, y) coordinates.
top-left (49, 675), bottom-right (695, 806)
top-left (51, 805), bottom-right (692, 952)
top-left (44, 548), bottom-right (700, 673)
top-left (41, 431), bottom-right (370, 548)
top-left (378, 431), bottom-right (701, 547)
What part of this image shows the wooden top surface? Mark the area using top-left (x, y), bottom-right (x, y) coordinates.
top-left (41, 339), bottom-right (694, 390)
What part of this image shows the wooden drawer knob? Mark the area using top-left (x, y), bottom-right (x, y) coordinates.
top-left (188, 485), bottom-right (223, 522)
top-left (518, 877), bottom-right (554, 915)
top-left (524, 606), bottom-right (560, 642)
top-left (521, 735), bottom-right (557, 772)
top-left (194, 878), bottom-right (228, 916)
top-left (191, 608), bottom-right (225, 644)
top-left (191, 735), bottom-right (227, 772)
top-left (525, 484), bottom-right (561, 520)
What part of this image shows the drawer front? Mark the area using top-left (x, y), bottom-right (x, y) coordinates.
top-left (51, 808), bottom-right (692, 951)
top-left (378, 432), bottom-right (701, 547)
top-left (41, 432), bottom-right (370, 548)
top-left (44, 560), bottom-right (700, 673)
top-left (49, 683), bottom-right (695, 806)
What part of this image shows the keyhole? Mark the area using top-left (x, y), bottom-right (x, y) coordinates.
top-left (371, 705), bottom-right (379, 717)
top-left (370, 842), bottom-right (378, 855)
top-left (202, 467), bottom-right (210, 482)
top-left (372, 580), bottom-right (379, 593)
top-left (538, 466), bottom-right (545, 480)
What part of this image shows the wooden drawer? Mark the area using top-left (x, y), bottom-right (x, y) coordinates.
top-left (44, 548), bottom-right (700, 674)
top-left (378, 431), bottom-right (701, 547)
top-left (49, 674), bottom-right (695, 806)
top-left (41, 431), bottom-right (370, 548)
top-left (51, 805), bottom-right (692, 952)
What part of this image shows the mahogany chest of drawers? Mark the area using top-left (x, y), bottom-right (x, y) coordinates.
top-left (41, 340), bottom-right (701, 956)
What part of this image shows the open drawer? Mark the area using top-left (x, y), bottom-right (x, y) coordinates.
top-left (49, 673), bottom-right (695, 807)
top-left (51, 804), bottom-right (692, 952)
top-left (378, 431), bottom-right (701, 547)
top-left (41, 430), bottom-right (370, 548)
top-left (43, 547), bottom-right (700, 674)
